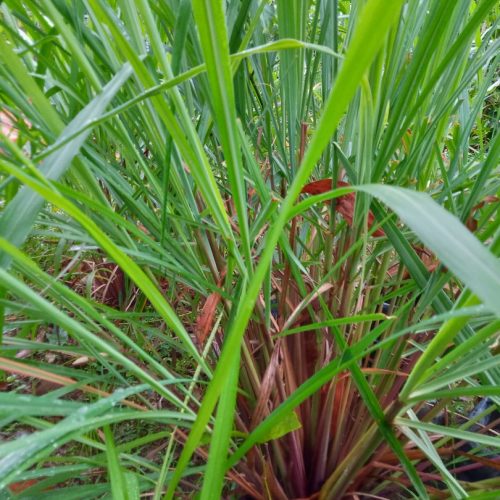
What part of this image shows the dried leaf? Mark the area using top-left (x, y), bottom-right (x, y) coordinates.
top-left (8, 479), bottom-right (39, 494)
top-left (301, 178), bottom-right (344, 195)
top-left (466, 195), bottom-right (500, 232)
top-left (72, 356), bottom-right (90, 366)
top-left (264, 461), bottom-right (289, 500)
top-left (466, 217), bottom-right (478, 232)
top-left (250, 341), bottom-right (282, 429)
top-left (281, 283), bottom-right (333, 332)
top-left (195, 291), bottom-right (222, 347)
top-left (92, 262), bottom-right (125, 307)
top-left (301, 179), bottom-right (385, 236)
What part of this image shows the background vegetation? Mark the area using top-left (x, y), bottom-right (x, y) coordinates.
top-left (0, 0), bottom-right (499, 498)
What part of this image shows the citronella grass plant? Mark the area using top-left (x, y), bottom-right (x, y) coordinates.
top-left (0, 0), bottom-right (499, 498)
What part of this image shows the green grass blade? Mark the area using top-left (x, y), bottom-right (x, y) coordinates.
top-left (395, 418), bottom-right (500, 449)
top-left (104, 425), bottom-right (129, 500)
top-left (192, 0), bottom-right (252, 270)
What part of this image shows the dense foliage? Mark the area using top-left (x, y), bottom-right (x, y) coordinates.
top-left (0, 0), bottom-right (499, 498)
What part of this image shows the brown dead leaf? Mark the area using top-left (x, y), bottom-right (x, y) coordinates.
top-left (72, 356), bottom-right (90, 367)
top-left (67, 259), bottom-right (127, 308)
top-left (466, 195), bottom-right (500, 232)
top-left (281, 283), bottom-right (333, 332)
top-left (388, 245), bottom-right (444, 279)
top-left (195, 291), bottom-right (222, 347)
top-left (466, 217), bottom-right (478, 232)
top-left (250, 340), bottom-right (282, 429)
top-left (301, 179), bottom-right (385, 237)
top-left (92, 262), bottom-right (125, 307)
top-left (264, 460), bottom-right (289, 500)
top-left (8, 479), bottom-right (39, 494)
